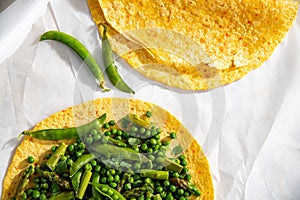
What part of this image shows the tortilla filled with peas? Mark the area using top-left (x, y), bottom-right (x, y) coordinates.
top-left (2, 98), bottom-right (214, 199)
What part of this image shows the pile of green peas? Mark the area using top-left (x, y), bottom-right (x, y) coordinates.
top-left (20, 114), bottom-right (200, 199)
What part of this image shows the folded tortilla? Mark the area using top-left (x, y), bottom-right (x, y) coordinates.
top-left (87, 0), bottom-right (298, 90)
top-left (2, 98), bottom-right (214, 200)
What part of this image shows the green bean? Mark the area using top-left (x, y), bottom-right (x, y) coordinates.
top-left (92, 182), bottom-right (126, 200)
top-left (46, 142), bottom-right (68, 171)
top-left (70, 154), bottom-right (96, 177)
top-left (49, 191), bottom-right (75, 200)
top-left (40, 31), bottom-right (109, 91)
top-left (71, 170), bottom-right (83, 193)
top-left (15, 165), bottom-right (35, 199)
top-left (20, 114), bottom-right (106, 140)
top-left (76, 170), bottom-right (92, 199)
top-left (101, 24), bottom-right (135, 94)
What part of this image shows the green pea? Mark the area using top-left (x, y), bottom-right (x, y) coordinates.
top-left (139, 127), bottom-right (146, 134)
top-left (170, 132), bottom-right (176, 139)
top-left (112, 193), bottom-right (119, 200)
top-left (34, 178), bottom-right (40, 183)
top-left (39, 194), bottom-right (46, 200)
top-left (85, 163), bottom-right (92, 171)
top-left (100, 177), bottom-right (107, 183)
top-left (155, 156), bottom-right (164, 163)
top-left (107, 175), bottom-right (114, 182)
top-left (110, 128), bottom-right (117, 134)
top-left (101, 186), bottom-right (108, 193)
top-left (67, 158), bottom-right (73, 166)
top-left (164, 180), bottom-right (170, 186)
top-left (77, 142), bottom-right (85, 150)
top-left (181, 160), bottom-right (188, 166)
top-left (146, 111), bottom-right (152, 117)
top-left (67, 144), bottom-right (75, 152)
top-left (32, 190), bottom-right (40, 198)
top-left (90, 129), bottom-right (98, 136)
top-left (172, 172), bottom-right (180, 178)
top-left (184, 192), bottom-right (191, 197)
top-left (105, 131), bottom-right (111, 136)
top-left (92, 134), bottom-right (101, 141)
top-left (107, 189), bottom-right (114, 196)
top-left (131, 126), bottom-right (138, 132)
top-left (166, 193), bottom-right (174, 200)
top-left (94, 165), bottom-right (101, 172)
top-left (86, 137), bottom-right (93, 144)
top-left (145, 130), bottom-right (151, 137)
top-left (177, 189), bottom-right (185, 195)
top-left (128, 177), bottom-right (134, 183)
top-left (21, 192), bottom-right (27, 200)
top-left (103, 123), bottom-right (110, 129)
top-left (27, 189), bottom-right (33, 196)
top-left (108, 120), bottom-right (115, 126)
top-left (156, 186), bottom-right (163, 193)
top-left (115, 135), bottom-right (122, 140)
top-left (160, 191), bottom-right (167, 198)
top-left (149, 155), bottom-right (155, 161)
top-left (141, 143), bottom-right (148, 151)
top-left (108, 169), bottom-right (116, 175)
top-left (101, 136), bottom-right (109, 144)
top-left (182, 167), bottom-right (188, 174)
top-left (185, 174), bottom-right (192, 181)
top-left (27, 156), bottom-right (34, 163)
top-left (51, 145), bottom-right (57, 152)
top-left (147, 148), bottom-right (153, 153)
top-left (134, 162), bottom-right (141, 169)
top-left (109, 182), bottom-right (117, 188)
top-left (150, 138), bottom-right (157, 145)
top-left (169, 185), bottom-right (177, 192)
top-left (179, 197), bottom-right (186, 200)
top-left (41, 183), bottom-right (49, 189)
top-left (114, 174), bottom-right (120, 182)
top-left (75, 151), bottom-right (82, 158)
top-left (90, 160), bottom-right (97, 167)
top-left (124, 183), bottom-right (131, 190)
top-left (179, 155), bottom-right (186, 160)
top-left (154, 134), bottom-right (160, 140)
top-left (100, 168), bottom-right (107, 175)
top-left (144, 178), bottom-right (152, 184)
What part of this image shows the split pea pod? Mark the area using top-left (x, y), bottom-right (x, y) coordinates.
top-left (93, 182), bottom-right (126, 200)
top-left (20, 113), bottom-right (106, 140)
top-left (101, 24), bottom-right (135, 94)
top-left (40, 31), bottom-right (109, 91)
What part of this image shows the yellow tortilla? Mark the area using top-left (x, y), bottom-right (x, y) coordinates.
top-left (2, 98), bottom-right (214, 200)
top-left (87, 0), bottom-right (298, 90)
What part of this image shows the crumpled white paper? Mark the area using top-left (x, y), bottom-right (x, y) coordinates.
top-left (0, 1), bottom-right (300, 199)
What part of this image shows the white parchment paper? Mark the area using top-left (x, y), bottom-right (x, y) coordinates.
top-left (0, 1), bottom-right (300, 199)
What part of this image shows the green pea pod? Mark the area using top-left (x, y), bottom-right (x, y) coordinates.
top-left (40, 31), bottom-right (109, 91)
top-left (91, 173), bottom-right (101, 198)
top-left (101, 24), bottom-right (135, 94)
top-left (71, 170), bottom-right (83, 193)
top-left (70, 154), bottom-right (96, 177)
top-left (93, 182), bottom-right (126, 200)
top-left (20, 113), bottom-right (106, 140)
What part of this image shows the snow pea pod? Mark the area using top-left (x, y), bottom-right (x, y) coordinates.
top-left (101, 24), bottom-right (135, 94)
top-left (93, 182), bottom-right (126, 200)
top-left (20, 113), bottom-right (106, 140)
top-left (70, 154), bottom-right (96, 177)
top-left (40, 30), bottom-right (109, 91)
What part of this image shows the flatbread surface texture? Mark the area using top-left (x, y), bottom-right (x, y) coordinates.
top-left (87, 0), bottom-right (298, 90)
top-left (2, 98), bottom-right (214, 200)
